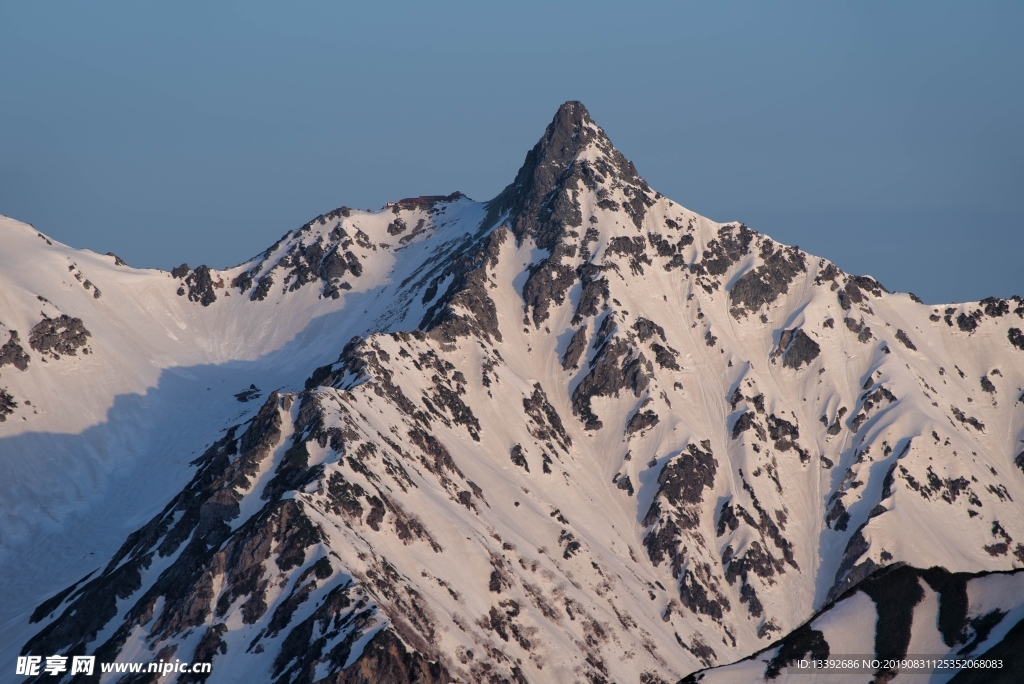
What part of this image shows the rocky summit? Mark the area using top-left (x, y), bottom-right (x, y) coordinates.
top-left (2, 102), bottom-right (1023, 684)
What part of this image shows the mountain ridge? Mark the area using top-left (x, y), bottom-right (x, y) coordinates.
top-left (2, 101), bottom-right (1024, 683)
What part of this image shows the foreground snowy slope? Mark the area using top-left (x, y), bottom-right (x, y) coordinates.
top-left (4, 102), bottom-right (1024, 683)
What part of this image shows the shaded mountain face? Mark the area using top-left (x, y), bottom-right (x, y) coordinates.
top-left (4, 102), bottom-right (1024, 683)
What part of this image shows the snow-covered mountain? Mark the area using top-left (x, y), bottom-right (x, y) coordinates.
top-left (2, 102), bottom-right (1023, 683)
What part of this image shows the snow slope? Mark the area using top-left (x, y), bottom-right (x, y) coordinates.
top-left (3, 102), bottom-right (1024, 683)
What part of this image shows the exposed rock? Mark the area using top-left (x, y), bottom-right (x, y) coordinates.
top-left (729, 240), bottom-right (806, 317)
top-left (510, 444), bottom-right (529, 472)
top-left (690, 224), bottom-right (755, 277)
top-left (572, 263), bottom-right (610, 324)
top-left (957, 310), bottom-right (982, 333)
top-left (849, 387), bottom-right (897, 432)
top-left (632, 318), bottom-right (666, 343)
top-left (1009, 328), bottom-right (1024, 350)
top-left (28, 315), bottom-right (91, 358)
top-left (521, 243), bottom-right (577, 327)
top-left (616, 475), bottom-right (635, 496)
top-left (824, 407), bottom-right (847, 436)
top-left (895, 329), bottom-right (917, 351)
top-left (764, 623), bottom-right (829, 679)
top-left (643, 442), bottom-right (718, 557)
top-left (951, 406), bottom-right (985, 432)
top-left (828, 524), bottom-right (877, 602)
top-left (626, 409), bottom-right (659, 435)
top-left (861, 566), bottom-right (926, 672)
top-left (487, 101), bottom-right (602, 251)
top-left (650, 342), bottom-right (680, 370)
top-left (561, 327), bottom-right (588, 370)
top-left (844, 317), bottom-right (874, 343)
top-left (523, 383), bottom-right (571, 449)
top-left (982, 297), bottom-right (1010, 317)
top-left (171, 263), bottom-right (190, 279)
top-left (234, 384), bottom-right (261, 402)
top-left (320, 245), bottom-right (352, 281)
top-left (422, 227), bottom-right (506, 344)
top-left (775, 329), bottom-right (820, 370)
top-left (251, 275), bottom-right (274, 301)
top-left (185, 265), bottom-right (218, 306)
top-left (0, 388), bottom-right (16, 421)
top-left (605, 236), bottom-right (651, 275)
top-left (731, 412), bottom-right (765, 441)
top-left (572, 338), bottom-right (651, 430)
top-left (0, 331), bottom-right (30, 370)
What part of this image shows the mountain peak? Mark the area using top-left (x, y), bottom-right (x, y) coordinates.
top-left (489, 101), bottom-right (650, 251)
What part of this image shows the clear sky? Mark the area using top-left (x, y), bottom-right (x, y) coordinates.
top-left (1, 1), bottom-right (1021, 304)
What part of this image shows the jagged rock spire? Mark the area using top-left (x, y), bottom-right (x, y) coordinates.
top-left (489, 101), bottom-right (649, 251)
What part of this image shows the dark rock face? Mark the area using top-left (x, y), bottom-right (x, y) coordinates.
top-left (571, 338), bottom-right (651, 430)
top-left (571, 264), bottom-right (610, 325)
top-left (895, 329), bottom-right (917, 351)
top-left (422, 227), bottom-right (506, 344)
top-left (616, 475), bottom-right (635, 496)
top-left (510, 444), bottom-right (529, 471)
top-left (171, 263), bottom-right (190, 279)
top-left (844, 317), bottom-right (874, 343)
top-left (774, 329), bottom-right (820, 370)
top-left (626, 409), bottom-right (659, 435)
top-left (957, 310), bottom-right (982, 333)
top-left (648, 229), bottom-right (694, 271)
top-left (729, 240), bottom-right (806, 318)
top-left (860, 566), bottom-right (926, 678)
top-left (0, 330), bottom-right (30, 370)
top-left (521, 244), bottom-right (577, 327)
top-left (1009, 328), bottom-right (1024, 350)
top-left (489, 101), bottom-right (650, 250)
top-left (764, 624), bottom-right (829, 679)
top-left (981, 297), bottom-right (1010, 317)
top-left (951, 405), bottom-right (985, 432)
top-left (824, 407), bottom-right (847, 436)
top-left (485, 101), bottom-right (654, 330)
top-left (767, 414), bottom-right (809, 463)
top-left (731, 412), bottom-right (764, 441)
top-left (947, 616), bottom-right (1024, 684)
top-left (523, 383), bottom-right (571, 451)
top-left (650, 342), bottom-right (680, 370)
top-left (234, 384), bottom-right (261, 402)
top-left (185, 265), bottom-right (218, 306)
top-left (690, 224), bottom-right (754, 278)
top-left (829, 524), bottom-right (876, 601)
top-left (644, 443), bottom-right (718, 533)
top-left (0, 388), bottom-right (16, 421)
top-left (251, 275), bottom-right (273, 301)
top-left (632, 318), bottom-right (666, 343)
top-left (28, 315), bottom-right (91, 358)
top-left (642, 443), bottom-right (727, 621)
top-left (561, 327), bottom-right (588, 370)
top-left (331, 628), bottom-right (452, 684)
top-left (849, 386), bottom-right (897, 432)
top-left (319, 246), bottom-right (352, 282)
top-left (605, 235), bottom-right (652, 275)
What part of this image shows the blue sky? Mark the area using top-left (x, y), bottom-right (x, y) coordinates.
top-left (1, 1), bottom-right (1020, 303)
